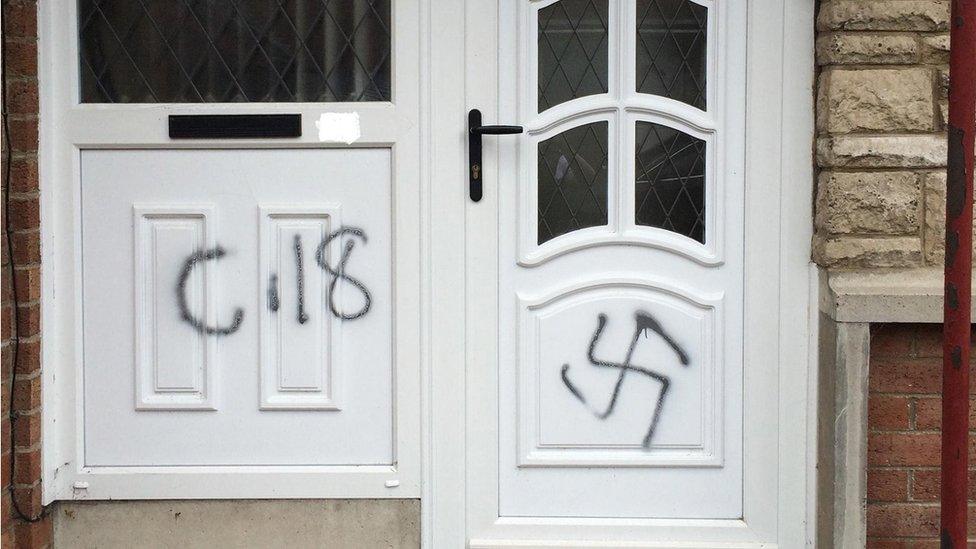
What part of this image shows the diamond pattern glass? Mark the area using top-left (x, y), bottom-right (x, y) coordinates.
top-left (537, 0), bottom-right (609, 112)
top-left (635, 121), bottom-right (705, 243)
top-left (79, 0), bottom-right (391, 103)
top-left (538, 122), bottom-right (609, 244)
top-left (636, 0), bottom-right (707, 109)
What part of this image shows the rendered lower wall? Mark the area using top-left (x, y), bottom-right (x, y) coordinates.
top-left (52, 499), bottom-right (420, 549)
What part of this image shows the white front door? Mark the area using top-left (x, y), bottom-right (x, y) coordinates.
top-left (484, 0), bottom-right (744, 519)
top-left (427, 0), bottom-right (814, 545)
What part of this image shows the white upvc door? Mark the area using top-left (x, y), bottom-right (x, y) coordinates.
top-left (426, 0), bottom-right (816, 545)
top-left (42, 0), bottom-right (422, 499)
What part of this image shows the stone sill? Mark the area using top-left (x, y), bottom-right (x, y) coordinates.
top-left (820, 267), bottom-right (976, 323)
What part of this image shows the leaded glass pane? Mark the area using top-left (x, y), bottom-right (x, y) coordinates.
top-left (636, 0), bottom-right (706, 109)
top-left (537, 0), bottom-right (609, 112)
top-left (79, 0), bottom-right (391, 103)
top-left (538, 122), bottom-right (609, 244)
top-left (635, 121), bottom-right (705, 243)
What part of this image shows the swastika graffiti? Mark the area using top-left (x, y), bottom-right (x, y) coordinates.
top-left (559, 310), bottom-right (690, 448)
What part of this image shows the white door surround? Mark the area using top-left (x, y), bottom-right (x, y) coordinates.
top-left (39, 0), bottom-right (817, 546)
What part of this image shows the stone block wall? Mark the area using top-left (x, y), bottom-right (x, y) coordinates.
top-left (814, 0), bottom-right (975, 268)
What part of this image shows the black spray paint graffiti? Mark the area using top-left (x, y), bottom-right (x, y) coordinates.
top-left (268, 273), bottom-right (280, 312)
top-left (177, 246), bottom-right (245, 336)
top-left (315, 227), bottom-right (372, 321)
top-left (293, 234), bottom-right (309, 324)
top-left (269, 227), bottom-right (372, 321)
top-left (560, 311), bottom-right (690, 448)
top-left (178, 227), bottom-right (373, 336)
top-left (265, 226), bottom-right (372, 322)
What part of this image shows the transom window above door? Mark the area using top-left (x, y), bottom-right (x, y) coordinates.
top-left (78, 0), bottom-right (391, 103)
top-left (524, 0), bottom-right (718, 265)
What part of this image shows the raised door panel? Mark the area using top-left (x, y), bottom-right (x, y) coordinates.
top-left (133, 205), bottom-right (216, 410)
top-left (517, 278), bottom-right (723, 468)
top-left (258, 205), bottom-right (343, 410)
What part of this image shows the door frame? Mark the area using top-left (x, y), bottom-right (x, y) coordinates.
top-left (424, 0), bottom-right (817, 545)
top-left (40, 0), bottom-right (423, 501)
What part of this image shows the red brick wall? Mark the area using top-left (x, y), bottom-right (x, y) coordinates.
top-left (2, 0), bottom-right (51, 547)
top-left (867, 323), bottom-right (976, 546)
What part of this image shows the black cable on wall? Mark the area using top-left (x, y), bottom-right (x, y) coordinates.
top-left (3, 0), bottom-right (45, 523)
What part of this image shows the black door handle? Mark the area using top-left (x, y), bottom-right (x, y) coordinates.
top-left (471, 125), bottom-right (524, 135)
top-left (468, 109), bottom-right (523, 202)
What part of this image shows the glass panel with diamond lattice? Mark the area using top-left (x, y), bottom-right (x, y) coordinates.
top-left (537, 0), bottom-right (609, 112)
top-left (538, 122), bottom-right (609, 244)
top-left (79, 0), bottom-right (391, 103)
top-left (635, 121), bottom-right (705, 243)
top-left (636, 0), bottom-right (706, 109)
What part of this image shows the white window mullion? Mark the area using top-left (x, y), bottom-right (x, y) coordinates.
top-left (616, 0), bottom-right (638, 235)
